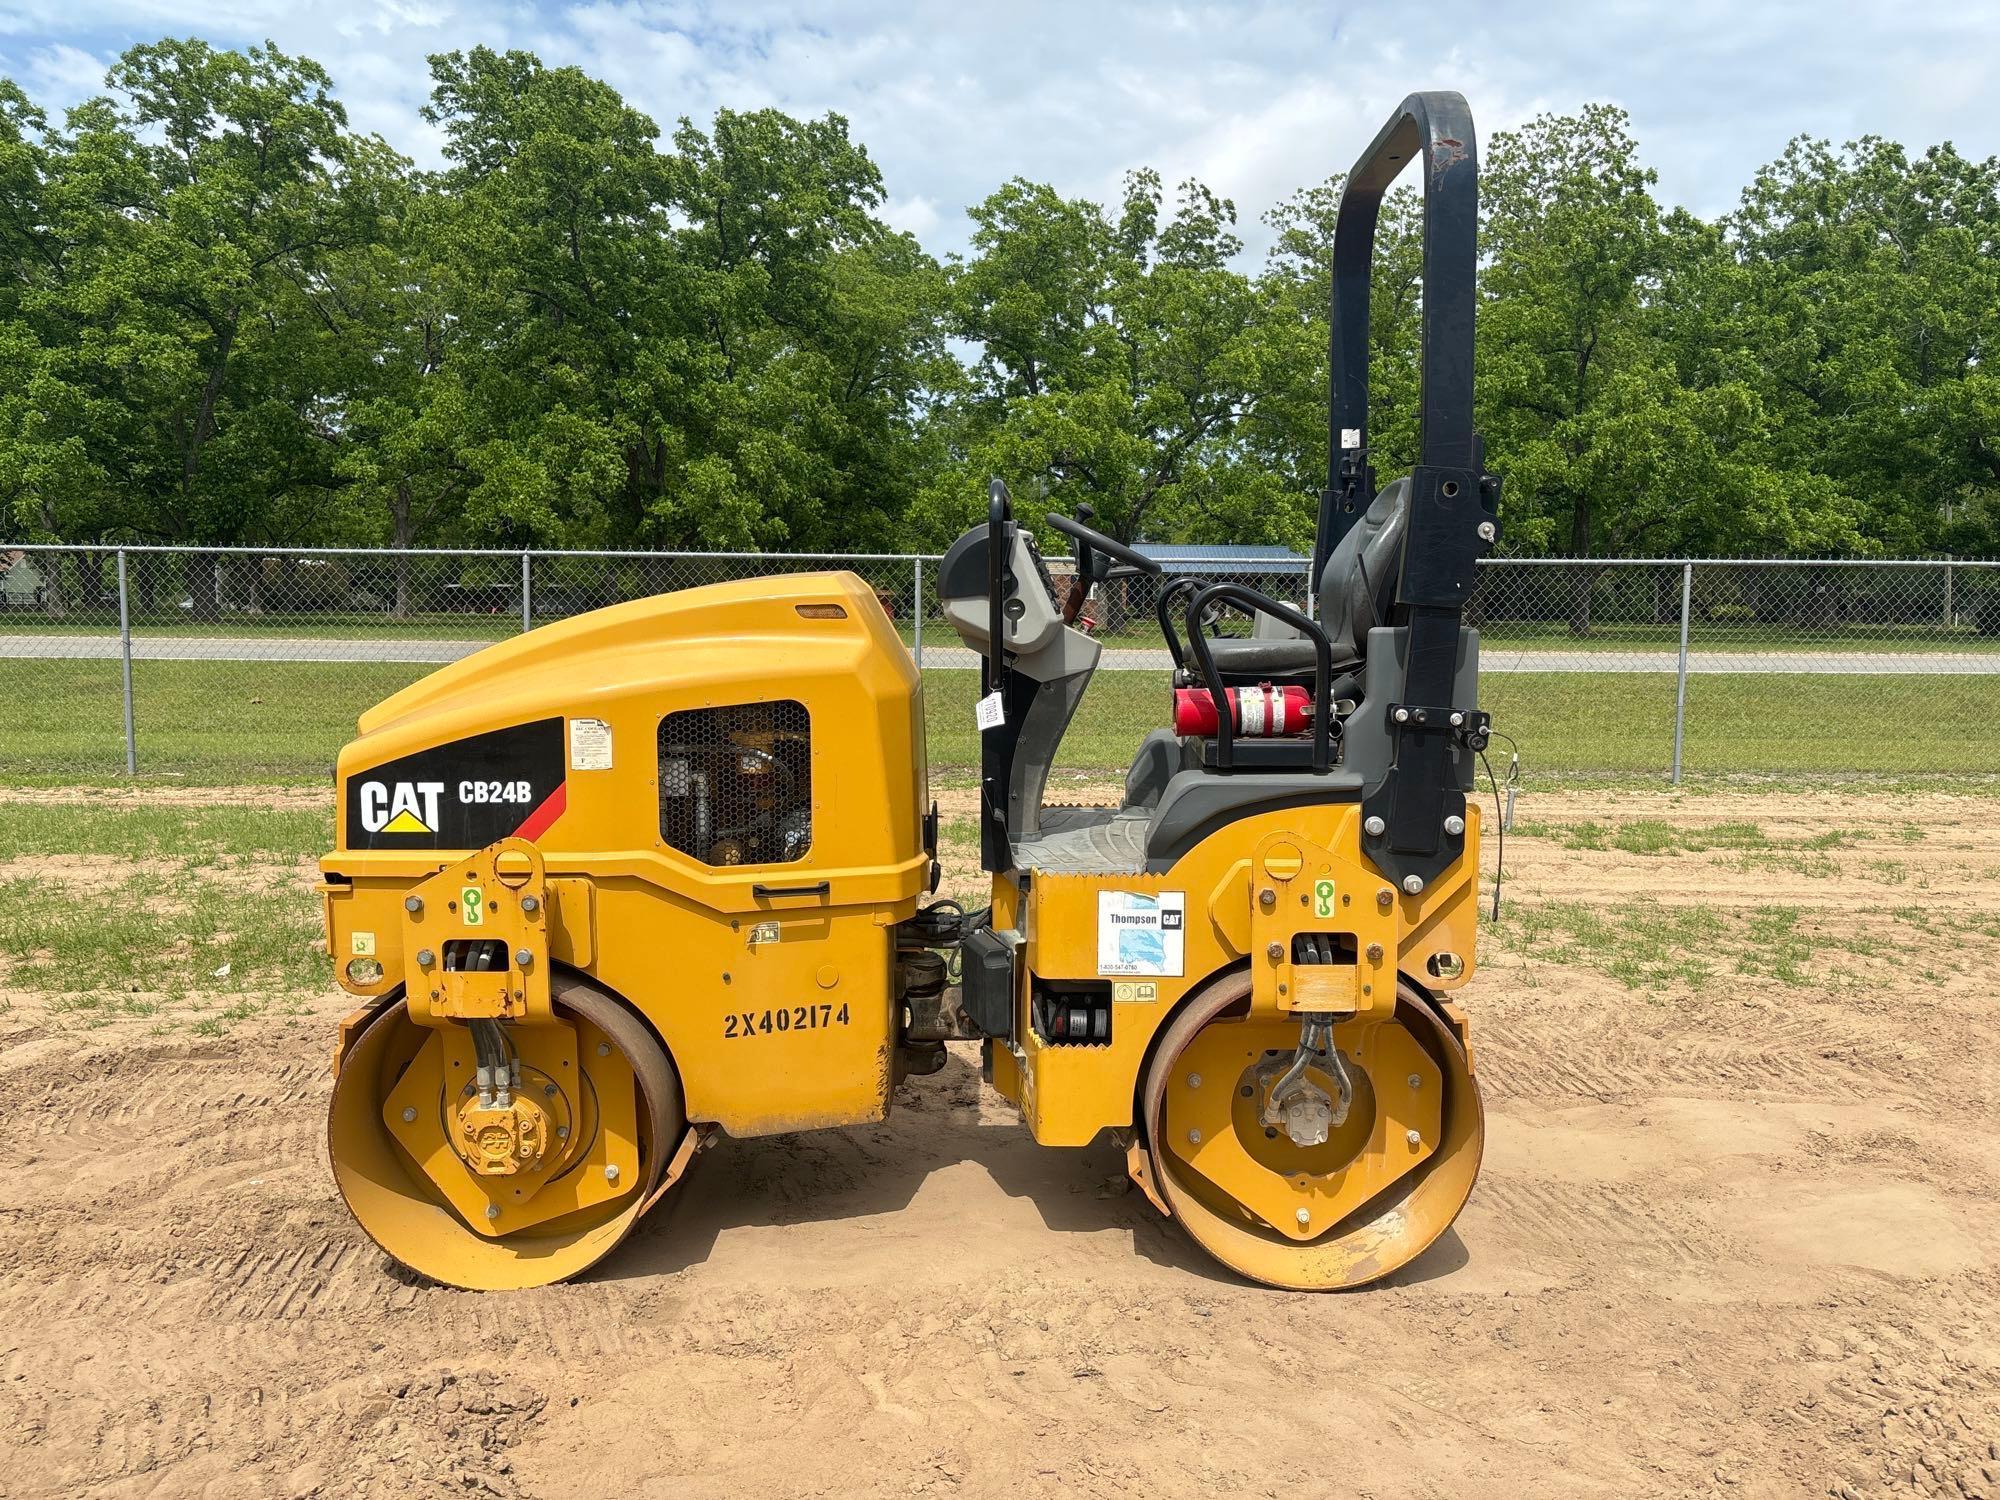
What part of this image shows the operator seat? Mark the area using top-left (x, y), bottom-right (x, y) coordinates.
top-left (1202, 477), bottom-right (1410, 679)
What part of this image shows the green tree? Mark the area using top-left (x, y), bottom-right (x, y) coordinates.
top-left (0, 83), bottom-right (98, 554)
top-left (0, 80), bottom-right (126, 612)
top-left (412, 52), bottom-right (948, 554)
top-left (917, 170), bottom-right (1266, 550)
top-left (412, 47), bottom-right (673, 550)
top-left (661, 107), bottom-right (952, 551)
top-left (8, 40), bottom-right (1997, 585)
top-left (1732, 134), bottom-right (2000, 553)
top-left (1476, 107), bottom-right (1847, 637)
top-left (0, 40), bottom-right (389, 615)
top-left (308, 147), bottom-right (474, 613)
top-left (1246, 176), bottom-right (1424, 540)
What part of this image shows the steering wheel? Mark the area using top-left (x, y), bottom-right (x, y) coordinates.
top-left (1045, 510), bottom-right (1160, 625)
top-left (1045, 512), bottom-right (1162, 578)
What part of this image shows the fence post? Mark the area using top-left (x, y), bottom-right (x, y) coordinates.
top-left (911, 556), bottom-right (924, 669)
top-left (520, 551), bottom-right (532, 632)
top-left (1670, 561), bottom-right (1692, 785)
top-left (117, 548), bottom-right (137, 776)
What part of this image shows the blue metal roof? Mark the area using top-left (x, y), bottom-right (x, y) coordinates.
top-left (1133, 543), bottom-right (1307, 563)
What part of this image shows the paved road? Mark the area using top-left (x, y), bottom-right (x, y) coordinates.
top-left (0, 634), bottom-right (493, 664)
top-left (7, 633), bottom-right (2000, 674)
top-left (917, 644), bottom-right (2000, 674)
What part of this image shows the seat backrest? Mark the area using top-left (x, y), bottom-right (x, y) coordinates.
top-left (1316, 477), bottom-right (1410, 661)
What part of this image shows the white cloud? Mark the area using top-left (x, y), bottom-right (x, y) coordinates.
top-left (19, 41), bottom-right (112, 102)
top-left (3, 0), bottom-right (1997, 258)
top-left (881, 193), bottom-right (941, 240)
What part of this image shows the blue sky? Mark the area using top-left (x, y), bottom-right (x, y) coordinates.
top-left (2, 1), bottom-right (1996, 257)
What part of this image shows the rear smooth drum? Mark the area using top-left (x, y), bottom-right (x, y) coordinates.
top-left (1142, 971), bottom-right (1483, 1290)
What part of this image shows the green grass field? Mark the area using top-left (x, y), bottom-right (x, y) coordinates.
top-left (0, 800), bottom-right (325, 1028)
top-left (930, 669), bottom-right (2000, 777)
top-left (2, 766), bottom-right (1987, 1038)
top-left (1465, 618), bottom-right (2000, 654)
top-left (0, 609), bottom-right (517, 639)
top-left (4, 655), bottom-right (1996, 784)
top-left (1, 707), bottom-right (1991, 1036)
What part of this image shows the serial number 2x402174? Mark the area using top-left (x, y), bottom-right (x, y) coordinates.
top-left (723, 1004), bottom-right (851, 1039)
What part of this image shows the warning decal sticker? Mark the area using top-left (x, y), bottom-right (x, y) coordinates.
top-left (569, 717), bottom-right (613, 771)
top-left (1097, 891), bottom-right (1185, 978)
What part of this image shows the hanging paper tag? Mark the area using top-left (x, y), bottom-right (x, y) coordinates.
top-left (1340, 427), bottom-right (1363, 449)
top-left (975, 691), bottom-right (1006, 732)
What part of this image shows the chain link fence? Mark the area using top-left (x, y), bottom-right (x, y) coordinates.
top-left (3, 543), bottom-right (1995, 783)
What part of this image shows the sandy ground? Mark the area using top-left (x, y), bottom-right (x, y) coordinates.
top-left (1, 787), bottom-right (1997, 1498)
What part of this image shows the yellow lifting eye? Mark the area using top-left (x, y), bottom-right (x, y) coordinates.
top-left (493, 849), bottom-right (536, 888)
top-left (1261, 840), bottom-right (1304, 880)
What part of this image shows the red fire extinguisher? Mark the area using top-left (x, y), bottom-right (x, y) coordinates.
top-left (1172, 683), bottom-right (1313, 737)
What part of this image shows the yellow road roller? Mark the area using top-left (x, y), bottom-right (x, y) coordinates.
top-left (321, 92), bottom-right (1499, 1291)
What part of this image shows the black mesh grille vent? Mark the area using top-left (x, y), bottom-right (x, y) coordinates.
top-left (657, 701), bottom-right (813, 866)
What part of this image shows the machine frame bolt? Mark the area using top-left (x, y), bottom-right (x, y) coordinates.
top-left (486, 1203), bottom-right (501, 1220)
top-left (597, 1042), bottom-right (611, 1057)
top-left (1258, 888), bottom-right (1277, 910)
top-left (1365, 942), bottom-right (1384, 962)
top-left (1444, 815), bottom-right (1465, 836)
top-left (1393, 707), bottom-right (1410, 724)
top-left (1186, 1073), bottom-right (1202, 1089)
top-left (415, 948), bottom-right (435, 968)
top-left (1407, 1129), bottom-right (1422, 1146)
top-left (604, 1164), bottom-right (620, 1183)
top-left (1186, 1129), bottom-right (1202, 1145)
top-left (1403, 874), bottom-right (1425, 894)
top-left (404, 896), bottom-right (424, 914)
top-left (1449, 711), bottom-right (1465, 728)
top-left (1266, 942), bottom-right (1284, 962)
top-left (1477, 520), bottom-right (1497, 542)
top-left (521, 895), bottom-right (540, 914)
top-left (401, 1106), bottom-right (418, 1123)
top-left (1407, 1074), bottom-right (1422, 1089)
top-left (514, 947), bottom-right (533, 967)
top-left (1364, 815), bottom-right (1386, 837)
top-left (1295, 1208), bottom-right (1311, 1227)
top-left (1377, 888), bottom-right (1393, 908)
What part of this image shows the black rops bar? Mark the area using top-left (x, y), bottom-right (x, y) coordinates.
top-left (984, 477), bottom-right (1010, 697)
top-left (979, 477), bottom-right (1015, 872)
top-left (1316, 90), bottom-right (1482, 578)
top-left (1324, 91), bottom-right (1499, 893)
